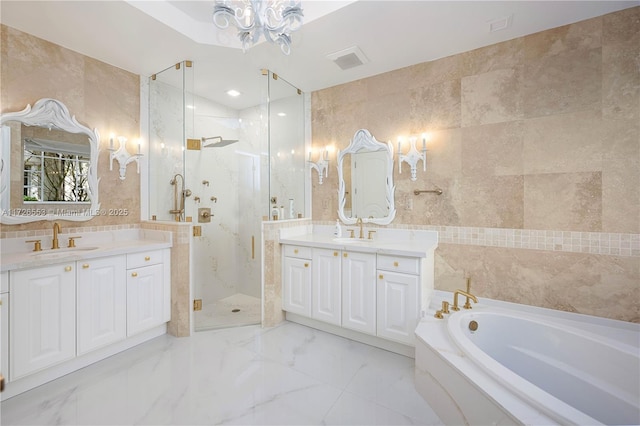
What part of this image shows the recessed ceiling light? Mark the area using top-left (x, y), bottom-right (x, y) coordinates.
top-left (277, 112), bottom-right (287, 117)
top-left (227, 89), bottom-right (241, 97)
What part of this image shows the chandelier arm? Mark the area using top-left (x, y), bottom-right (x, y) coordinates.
top-left (212, 0), bottom-right (303, 55)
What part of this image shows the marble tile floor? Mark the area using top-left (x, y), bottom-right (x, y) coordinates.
top-left (1, 321), bottom-right (444, 425)
top-left (194, 293), bottom-right (262, 331)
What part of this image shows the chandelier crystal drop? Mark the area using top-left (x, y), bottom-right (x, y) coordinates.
top-left (213, 0), bottom-right (304, 55)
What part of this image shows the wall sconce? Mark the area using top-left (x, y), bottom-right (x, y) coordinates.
top-left (109, 135), bottom-right (142, 180)
top-left (308, 147), bottom-right (331, 184)
top-left (397, 133), bottom-right (427, 181)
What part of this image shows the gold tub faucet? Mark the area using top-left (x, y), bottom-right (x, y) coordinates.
top-left (452, 290), bottom-right (478, 311)
top-left (52, 222), bottom-right (61, 249)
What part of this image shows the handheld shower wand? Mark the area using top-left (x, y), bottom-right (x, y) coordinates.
top-left (169, 173), bottom-right (188, 221)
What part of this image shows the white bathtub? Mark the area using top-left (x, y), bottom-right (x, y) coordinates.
top-left (414, 293), bottom-right (640, 425)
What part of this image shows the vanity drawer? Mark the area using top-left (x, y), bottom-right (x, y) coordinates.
top-left (377, 254), bottom-right (420, 275)
top-left (283, 245), bottom-right (312, 259)
top-left (127, 249), bottom-right (164, 269)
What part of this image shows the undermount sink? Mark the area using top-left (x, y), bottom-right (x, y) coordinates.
top-left (30, 247), bottom-right (99, 259)
top-left (332, 237), bottom-right (373, 244)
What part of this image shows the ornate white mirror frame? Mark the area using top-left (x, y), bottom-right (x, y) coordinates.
top-left (0, 98), bottom-right (100, 224)
top-left (337, 128), bottom-right (396, 225)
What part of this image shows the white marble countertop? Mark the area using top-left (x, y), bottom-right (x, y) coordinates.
top-left (279, 225), bottom-right (438, 257)
top-left (1, 229), bottom-right (172, 272)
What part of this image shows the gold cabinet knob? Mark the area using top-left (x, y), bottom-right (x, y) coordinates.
top-left (65, 266), bottom-right (72, 272)
top-left (82, 264), bottom-right (90, 269)
top-left (394, 261), bottom-right (399, 267)
top-left (294, 249), bottom-right (299, 254)
top-left (379, 274), bottom-right (384, 279)
top-left (304, 263), bottom-right (309, 268)
top-left (145, 256), bottom-right (151, 261)
top-left (343, 253), bottom-right (348, 258)
top-left (131, 272), bottom-right (138, 277)
top-left (333, 251), bottom-right (338, 256)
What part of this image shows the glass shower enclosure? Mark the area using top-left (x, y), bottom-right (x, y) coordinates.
top-left (148, 62), bottom-right (305, 331)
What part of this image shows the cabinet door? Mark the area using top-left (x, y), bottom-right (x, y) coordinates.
top-left (377, 271), bottom-right (419, 345)
top-left (77, 256), bottom-right (127, 355)
top-left (127, 263), bottom-right (164, 336)
top-left (282, 256), bottom-right (312, 317)
top-left (1, 272), bottom-right (8, 386)
top-left (10, 264), bottom-right (76, 380)
top-left (312, 248), bottom-right (341, 325)
top-left (341, 251), bottom-right (376, 335)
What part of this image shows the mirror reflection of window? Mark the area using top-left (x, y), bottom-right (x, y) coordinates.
top-left (23, 143), bottom-right (90, 202)
top-left (21, 125), bottom-right (91, 203)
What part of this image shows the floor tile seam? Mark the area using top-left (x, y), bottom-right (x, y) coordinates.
top-left (319, 388), bottom-right (347, 425)
top-left (223, 322), bottom-right (290, 354)
top-left (338, 389), bottom-right (428, 425)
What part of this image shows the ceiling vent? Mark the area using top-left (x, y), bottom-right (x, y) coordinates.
top-left (487, 15), bottom-right (512, 33)
top-left (326, 46), bottom-right (369, 71)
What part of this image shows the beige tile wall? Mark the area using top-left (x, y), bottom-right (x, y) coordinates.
top-left (141, 221), bottom-right (192, 337)
top-left (1, 25), bottom-right (141, 232)
top-left (311, 7), bottom-right (640, 322)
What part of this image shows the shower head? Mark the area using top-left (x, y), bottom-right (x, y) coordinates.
top-left (201, 136), bottom-right (239, 148)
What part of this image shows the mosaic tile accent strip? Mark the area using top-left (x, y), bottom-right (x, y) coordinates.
top-left (313, 221), bottom-right (640, 257)
top-left (431, 227), bottom-right (640, 257)
top-left (0, 223), bottom-right (140, 239)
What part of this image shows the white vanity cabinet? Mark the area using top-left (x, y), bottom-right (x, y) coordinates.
top-left (282, 245), bottom-right (312, 317)
top-left (280, 229), bottom-right (437, 355)
top-left (0, 230), bottom-right (173, 399)
top-left (1, 271), bottom-right (8, 390)
top-left (77, 256), bottom-right (127, 355)
top-left (311, 248), bottom-right (342, 326)
top-left (10, 263), bottom-right (76, 380)
top-left (341, 251), bottom-right (377, 335)
top-left (376, 255), bottom-right (421, 345)
top-left (126, 250), bottom-right (171, 336)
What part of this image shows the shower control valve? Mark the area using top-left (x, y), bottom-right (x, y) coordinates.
top-left (198, 207), bottom-right (212, 223)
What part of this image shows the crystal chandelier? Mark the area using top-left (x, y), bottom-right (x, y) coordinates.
top-left (213, 0), bottom-right (304, 55)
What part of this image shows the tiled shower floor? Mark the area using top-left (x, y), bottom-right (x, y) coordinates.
top-left (194, 293), bottom-right (261, 331)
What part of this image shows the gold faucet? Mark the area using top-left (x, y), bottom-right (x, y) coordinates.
top-left (451, 289), bottom-right (478, 311)
top-left (464, 275), bottom-right (473, 309)
top-left (356, 217), bottom-right (364, 239)
top-left (52, 222), bottom-right (61, 249)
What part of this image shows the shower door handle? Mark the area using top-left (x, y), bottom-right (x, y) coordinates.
top-left (251, 236), bottom-right (255, 260)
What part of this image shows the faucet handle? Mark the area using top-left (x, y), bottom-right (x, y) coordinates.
top-left (348, 229), bottom-right (355, 238)
top-left (367, 230), bottom-right (376, 240)
top-left (67, 236), bottom-right (82, 248)
top-left (26, 240), bottom-right (42, 252)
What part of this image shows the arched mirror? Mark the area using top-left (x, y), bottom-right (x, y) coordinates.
top-left (0, 98), bottom-right (100, 224)
top-left (337, 129), bottom-right (396, 225)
